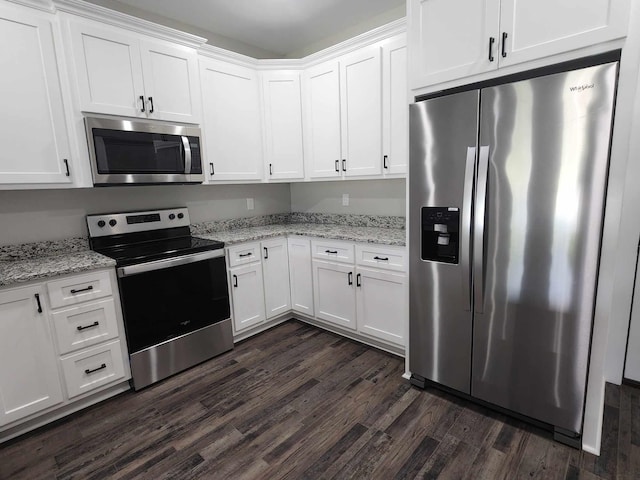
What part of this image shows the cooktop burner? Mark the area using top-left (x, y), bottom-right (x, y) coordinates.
top-left (87, 207), bottom-right (224, 266)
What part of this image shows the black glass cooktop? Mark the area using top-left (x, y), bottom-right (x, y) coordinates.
top-left (90, 226), bottom-right (224, 267)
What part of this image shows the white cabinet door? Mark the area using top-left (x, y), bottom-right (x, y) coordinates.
top-left (261, 238), bottom-right (291, 319)
top-left (340, 47), bottom-right (383, 177)
top-left (230, 263), bottom-right (266, 332)
top-left (499, 0), bottom-right (630, 67)
top-left (69, 21), bottom-right (145, 117)
top-left (140, 40), bottom-right (201, 123)
top-left (0, 285), bottom-right (63, 426)
top-left (0, 6), bottom-right (73, 186)
top-left (382, 36), bottom-right (408, 175)
top-left (408, 0), bottom-right (500, 89)
top-left (288, 237), bottom-right (314, 316)
top-left (356, 267), bottom-right (406, 346)
top-left (304, 61), bottom-right (342, 179)
top-left (312, 260), bottom-right (356, 330)
top-left (262, 71), bottom-right (304, 180)
top-left (200, 58), bottom-right (263, 181)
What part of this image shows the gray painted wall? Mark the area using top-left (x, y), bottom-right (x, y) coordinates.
top-left (290, 179), bottom-right (406, 216)
top-left (0, 183), bottom-right (291, 245)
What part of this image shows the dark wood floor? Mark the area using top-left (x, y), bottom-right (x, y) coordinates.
top-left (0, 320), bottom-right (637, 480)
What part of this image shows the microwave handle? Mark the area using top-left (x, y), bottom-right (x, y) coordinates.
top-left (181, 136), bottom-right (192, 174)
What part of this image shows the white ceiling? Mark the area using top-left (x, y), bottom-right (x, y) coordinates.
top-left (111, 0), bottom-right (405, 56)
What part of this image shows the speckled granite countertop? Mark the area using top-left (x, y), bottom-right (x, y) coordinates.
top-left (0, 238), bottom-right (115, 288)
top-left (195, 223), bottom-right (406, 246)
top-left (0, 213), bottom-right (405, 288)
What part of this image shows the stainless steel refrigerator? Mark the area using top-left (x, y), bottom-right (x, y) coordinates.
top-left (409, 61), bottom-right (618, 446)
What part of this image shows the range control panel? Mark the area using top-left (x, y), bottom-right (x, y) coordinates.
top-left (87, 207), bottom-right (190, 237)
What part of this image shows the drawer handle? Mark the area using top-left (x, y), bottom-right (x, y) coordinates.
top-left (85, 363), bottom-right (107, 375)
top-left (70, 285), bottom-right (94, 295)
top-left (373, 256), bottom-right (389, 261)
top-left (238, 252), bottom-right (253, 258)
top-left (77, 321), bottom-right (100, 331)
top-left (325, 250), bottom-right (338, 254)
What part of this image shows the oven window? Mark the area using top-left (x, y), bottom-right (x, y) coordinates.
top-left (118, 256), bottom-right (230, 353)
top-left (93, 129), bottom-right (184, 174)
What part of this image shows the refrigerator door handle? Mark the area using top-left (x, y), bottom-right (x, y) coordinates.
top-left (474, 145), bottom-right (490, 313)
top-left (461, 146), bottom-right (476, 311)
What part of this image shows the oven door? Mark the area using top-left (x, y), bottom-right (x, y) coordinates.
top-left (85, 116), bottom-right (203, 185)
top-left (117, 250), bottom-right (230, 354)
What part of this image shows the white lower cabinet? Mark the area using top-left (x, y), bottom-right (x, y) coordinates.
top-left (355, 267), bottom-right (406, 345)
top-left (0, 285), bottom-right (63, 427)
top-left (229, 236), bottom-right (407, 351)
top-left (288, 237), bottom-right (314, 316)
top-left (262, 238), bottom-right (291, 319)
top-left (313, 260), bottom-right (357, 330)
top-left (229, 261), bottom-right (266, 332)
top-left (0, 269), bottom-right (130, 436)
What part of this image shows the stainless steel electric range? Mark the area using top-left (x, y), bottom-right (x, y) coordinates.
top-left (87, 207), bottom-right (232, 390)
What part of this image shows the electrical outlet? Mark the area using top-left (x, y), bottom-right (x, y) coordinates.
top-left (342, 193), bottom-right (349, 206)
top-left (247, 198), bottom-right (254, 210)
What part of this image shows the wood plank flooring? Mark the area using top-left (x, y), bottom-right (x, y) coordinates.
top-left (0, 320), bottom-right (638, 479)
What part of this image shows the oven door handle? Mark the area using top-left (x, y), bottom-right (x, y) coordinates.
top-left (117, 249), bottom-right (225, 278)
top-left (181, 136), bottom-right (192, 174)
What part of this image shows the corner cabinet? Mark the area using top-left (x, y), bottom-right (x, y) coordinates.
top-left (261, 71), bottom-right (305, 180)
top-left (200, 58), bottom-right (263, 181)
top-left (67, 19), bottom-right (201, 123)
top-left (409, 0), bottom-right (630, 89)
top-left (0, 4), bottom-right (75, 187)
top-left (0, 285), bottom-right (63, 426)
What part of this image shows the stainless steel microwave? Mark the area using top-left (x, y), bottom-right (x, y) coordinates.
top-left (85, 117), bottom-right (204, 186)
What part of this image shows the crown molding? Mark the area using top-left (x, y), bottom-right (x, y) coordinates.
top-left (301, 18), bottom-right (406, 67)
top-left (53, 0), bottom-right (207, 48)
top-left (198, 44), bottom-right (260, 68)
top-left (6, 0), bottom-right (55, 12)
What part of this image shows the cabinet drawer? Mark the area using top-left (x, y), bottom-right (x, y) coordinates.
top-left (227, 242), bottom-right (261, 267)
top-left (355, 244), bottom-right (407, 272)
top-left (311, 240), bottom-right (354, 264)
top-left (60, 340), bottom-right (126, 399)
top-left (52, 298), bottom-right (119, 355)
top-left (47, 270), bottom-right (112, 309)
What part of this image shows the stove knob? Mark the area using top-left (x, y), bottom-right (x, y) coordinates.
top-left (169, 213), bottom-right (176, 220)
top-left (177, 213), bottom-right (184, 219)
top-left (97, 220), bottom-right (106, 228)
top-left (109, 219), bottom-right (117, 227)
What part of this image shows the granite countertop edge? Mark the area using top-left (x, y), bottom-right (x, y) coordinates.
top-left (195, 223), bottom-right (407, 247)
top-left (0, 251), bottom-right (116, 288)
top-left (0, 223), bottom-right (405, 288)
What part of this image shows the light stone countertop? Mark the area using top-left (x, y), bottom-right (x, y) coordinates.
top-left (195, 223), bottom-right (406, 247)
top-left (0, 250), bottom-right (116, 288)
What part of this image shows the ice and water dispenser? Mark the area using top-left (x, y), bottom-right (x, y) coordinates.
top-left (421, 207), bottom-right (460, 264)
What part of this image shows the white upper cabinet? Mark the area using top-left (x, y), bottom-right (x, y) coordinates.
top-left (409, 0), bottom-right (630, 89)
top-left (262, 71), bottom-right (305, 180)
top-left (382, 35), bottom-right (408, 175)
top-left (340, 47), bottom-right (383, 177)
top-left (200, 58), bottom-right (263, 181)
top-left (138, 40), bottom-right (201, 123)
top-left (304, 47), bottom-right (383, 179)
top-left (0, 4), bottom-right (74, 186)
top-left (409, 0), bottom-right (500, 89)
top-left (499, 0), bottom-right (630, 67)
top-left (304, 61), bottom-right (343, 179)
top-left (68, 20), bottom-right (200, 123)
